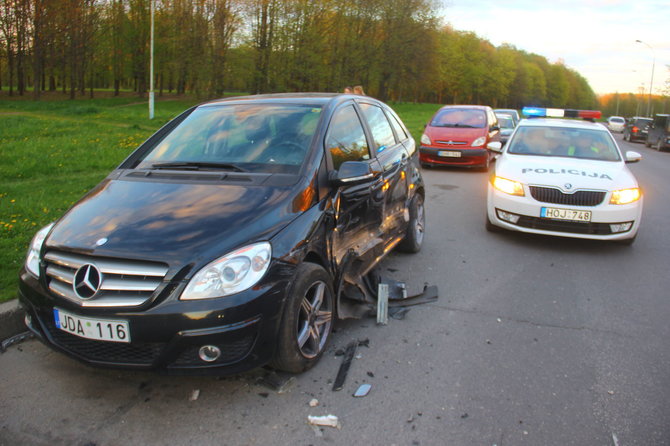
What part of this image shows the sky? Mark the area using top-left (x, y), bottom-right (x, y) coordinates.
top-left (440, 0), bottom-right (670, 96)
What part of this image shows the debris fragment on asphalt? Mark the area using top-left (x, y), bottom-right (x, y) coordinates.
top-left (461, 413), bottom-right (468, 419)
top-left (607, 390), bottom-right (615, 395)
top-left (353, 383), bottom-right (371, 397)
top-left (307, 415), bottom-right (340, 429)
top-left (309, 398), bottom-right (319, 407)
top-left (389, 307), bottom-right (410, 320)
top-left (377, 283), bottom-right (389, 325)
top-left (258, 371), bottom-right (296, 394)
top-left (357, 338), bottom-right (370, 348)
top-left (190, 389), bottom-right (200, 401)
top-left (0, 331), bottom-right (35, 353)
top-left (332, 341), bottom-right (357, 391)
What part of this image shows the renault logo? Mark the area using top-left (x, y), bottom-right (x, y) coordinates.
top-left (73, 264), bottom-right (102, 299)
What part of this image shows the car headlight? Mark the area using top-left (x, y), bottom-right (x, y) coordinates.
top-left (181, 242), bottom-right (272, 300)
top-left (25, 222), bottom-right (54, 278)
top-left (420, 133), bottom-right (431, 145)
top-left (610, 188), bottom-right (641, 205)
top-left (492, 176), bottom-right (525, 196)
top-left (471, 137), bottom-right (486, 147)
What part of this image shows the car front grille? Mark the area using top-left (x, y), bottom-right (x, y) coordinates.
top-left (42, 317), bottom-right (163, 365)
top-left (529, 186), bottom-right (606, 206)
top-left (436, 140), bottom-right (467, 146)
top-left (516, 216), bottom-right (614, 235)
top-left (44, 251), bottom-right (169, 308)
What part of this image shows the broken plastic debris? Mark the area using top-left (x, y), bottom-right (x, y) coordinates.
top-left (353, 383), bottom-right (371, 397)
top-left (0, 331), bottom-right (35, 353)
top-left (332, 341), bottom-right (357, 391)
top-left (190, 389), bottom-right (200, 401)
top-left (308, 415), bottom-right (340, 429)
top-left (377, 283), bottom-right (389, 325)
top-left (309, 398), bottom-right (319, 407)
top-left (607, 390), bottom-right (615, 395)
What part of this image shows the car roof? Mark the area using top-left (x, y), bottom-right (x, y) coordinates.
top-left (438, 104), bottom-right (490, 111)
top-left (517, 118), bottom-right (610, 132)
top-left (199, 93), bottom-right (377, 108)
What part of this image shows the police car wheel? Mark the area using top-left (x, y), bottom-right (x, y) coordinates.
top-left (485, 213), bottom-right (502, 232)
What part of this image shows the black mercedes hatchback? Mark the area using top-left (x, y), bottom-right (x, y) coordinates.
top-left (18, 93), bottom-right (425, 374)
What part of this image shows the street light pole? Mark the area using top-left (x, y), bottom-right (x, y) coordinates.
top-left (149, 0), bottom-right (155, 119)
top-left (635, 39), bottom-right (655, 117)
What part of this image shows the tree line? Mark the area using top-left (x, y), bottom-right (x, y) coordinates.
top-left (0, 0), bottom-right (598, 108)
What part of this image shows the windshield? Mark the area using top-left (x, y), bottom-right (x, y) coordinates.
top-left (430, 108), bottom-right (487, 128)
top-left (507, 126), bottom-right (621, 161)
top-left (135, 104), bottom-right (322, 174)
top-left (497, 115), bottom-right (515, 129)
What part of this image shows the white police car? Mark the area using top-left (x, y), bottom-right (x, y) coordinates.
top-left (486, 108), bottom-right (643, 244)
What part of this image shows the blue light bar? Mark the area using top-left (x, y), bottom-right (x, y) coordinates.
top-left (522, 107), bottom-right (546, 117)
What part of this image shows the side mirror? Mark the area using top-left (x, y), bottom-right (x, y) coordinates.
top-left (330, 161), bottom-right (374, 186)
top-left (625, 151), bottom-right (642, 164)
top-left (487, 141), bottom-right (503, 153)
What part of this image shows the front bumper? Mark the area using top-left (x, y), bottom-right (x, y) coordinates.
top-left (419, 146), bottom-right (489, 167)
top-left (18, 263), bottom-right (293, 374)
top-left (486, 184), bottom-right (642, 241)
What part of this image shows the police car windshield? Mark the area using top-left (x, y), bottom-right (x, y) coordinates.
top-left (507, 126), bottom-right (621, 162)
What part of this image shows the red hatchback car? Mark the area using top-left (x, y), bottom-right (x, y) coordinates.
top-left (419, 105), bottom-right (501, 169)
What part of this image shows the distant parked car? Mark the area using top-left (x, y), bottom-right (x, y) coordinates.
top-left (495, 113), bottom-right (516, 146)
top-left (494, 109), bottom-right (520, 126)
top-left (623, 117), bottom-right (652, 143)
top-left (607, 116), bottom-right (625, 133)
top-left (420, 105), bottom-right (501, 170)
top-left (645, 114), bottom-right (670, 151)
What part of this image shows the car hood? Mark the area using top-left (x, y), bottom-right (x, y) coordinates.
top-left (496, 155), bottom-right (638, 190)
top-left (426, 126), bottom-right (487, 145)
top-left (46, 176), bottom-right (302, 268)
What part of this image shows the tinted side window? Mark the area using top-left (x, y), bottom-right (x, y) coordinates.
top-left (359, 103), bottom-right (396, 148)
top-left (386, 108), bottom-right (409, 141)
top-left (326, 105), bottom-right (370, 169)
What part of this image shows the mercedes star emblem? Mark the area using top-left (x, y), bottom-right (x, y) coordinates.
top-left (73, 264), bottom-right (103, 299)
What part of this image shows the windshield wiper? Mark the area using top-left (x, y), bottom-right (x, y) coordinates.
top-left (434, 123), bottom-right (476, 128)
top-left (150, 161), bottom-right (247, 172)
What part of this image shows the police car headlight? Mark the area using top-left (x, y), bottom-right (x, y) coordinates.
top-left (472, 137), bottom-right (486, 147)
top-left (492, 176), bottom-right (525, 196)
top-left (610, 188), bottom-right (641, 205)
top-left (25, 222), bottom-right (54, 278)
top-left (420, 133), bottom-right (431, 145)
top-left (181, 242), bottom-right (271, 300)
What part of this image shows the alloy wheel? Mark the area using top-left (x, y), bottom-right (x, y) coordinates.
top-left (296, 281), bottom-right (333, 359)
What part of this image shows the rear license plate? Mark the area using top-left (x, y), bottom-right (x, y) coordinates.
top-left (438, 151), bottom-right (461, 158)
top-left (541, 207), bottom-right (592, 222)
top-left (53, 308), bottom-right (130, 343)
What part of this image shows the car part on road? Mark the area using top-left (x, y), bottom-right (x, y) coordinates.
top-left (332, 340), bottom-right (357, 391)
top-left (353, 383), bottom-right (372, 397)
top-left (0, 331), bottom-right (34, 353)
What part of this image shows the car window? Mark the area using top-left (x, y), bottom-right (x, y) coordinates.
top-left (135, 104), bottom-right (321, 174)
top-left (507, 126), bottom-right (621, 162)
top-left (431, 108), bottom-right (487, 128)
top-left (386, 108), bottom-right (409, 141)
top-left (359, 103), bottom-right (397, 149)
top-left (497, 115), bottom-right (515, 129)
top-left (326, 105), bottom-right (371, 169)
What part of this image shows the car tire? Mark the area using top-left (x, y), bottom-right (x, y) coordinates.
top-left (397, 194), bottom-right (425, 253)
top-left (617, 234), bottom-right (637, 246)
top-left (272, 262), bottom-right (335, 373)
top-left (485, 213), bottom-right (502, 232)
top-left (655, 139), bottom-right (663, 152)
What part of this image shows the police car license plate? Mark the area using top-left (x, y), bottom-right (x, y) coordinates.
top-left (541, 207), bottom-right (591, 222)
top-left (438, 151), bottom-right (461, 157)
top-left (53, 308), bottom-right (130, 343)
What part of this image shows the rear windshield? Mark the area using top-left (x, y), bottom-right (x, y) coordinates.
top-left (430, 108), bottom-right (487, 129)
top-left (507, 126), bottom-right (621, 162)
top-left (609, 117), bottom-right (625, 123)
top-left (497, 115), bottom-right (515, 129)
top-left (135, 104), bottom-right (322, 174)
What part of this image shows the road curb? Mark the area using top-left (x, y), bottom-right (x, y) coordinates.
top-left (0, 299), bottom-right (26, 341)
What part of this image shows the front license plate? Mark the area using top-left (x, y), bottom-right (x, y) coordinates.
top-left (438, 150), bottom-right (461, 158)
top-left (541, 207), bottom-right (592, 222)
top-left (53, 308), bottom-right (130, 343)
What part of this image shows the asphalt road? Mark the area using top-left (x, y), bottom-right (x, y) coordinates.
top-left (1, 133), bottom-right (669, 446)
